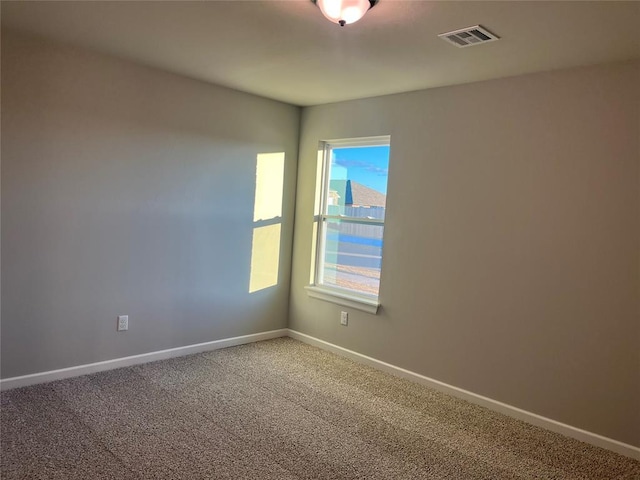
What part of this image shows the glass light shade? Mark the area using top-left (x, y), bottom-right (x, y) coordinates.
top-left (316, 0), bottom-right (371, 25)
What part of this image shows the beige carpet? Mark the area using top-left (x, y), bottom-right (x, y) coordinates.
top-left (1, 337), bottom-right (639, 479)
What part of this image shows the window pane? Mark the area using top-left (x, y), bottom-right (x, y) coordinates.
top-left (326, 145), bottom-right (389, 220)
top-left (320, 218), bottom-right (383, 296)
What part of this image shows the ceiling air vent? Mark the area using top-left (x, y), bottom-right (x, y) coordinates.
top-left (438, 25), bottom-right (499, 48)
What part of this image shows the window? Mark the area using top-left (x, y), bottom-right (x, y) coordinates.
top-left (307, 136), bottom-right (390, 313)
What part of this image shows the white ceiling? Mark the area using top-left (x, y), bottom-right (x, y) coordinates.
top-left (2, 1), bottom-right (639, 106)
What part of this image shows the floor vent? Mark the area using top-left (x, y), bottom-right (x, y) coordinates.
top-left (438, 25), bottom-right (499, 48)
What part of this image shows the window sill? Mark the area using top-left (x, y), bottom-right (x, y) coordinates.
top-left (304, 285), bottom-right (380, 314)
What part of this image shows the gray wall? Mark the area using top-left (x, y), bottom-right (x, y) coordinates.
top-left (1, 31), bottom-right (300, 378)
top-left (2, 28), bottom-right (639, 449)
top-left (289, 61), bottom-right (640, 447)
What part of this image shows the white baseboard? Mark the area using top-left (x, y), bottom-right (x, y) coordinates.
top-left (0, 329), bottom-right (289, 391)
top-left (2, 327), bottom-right (638, 461)
top-left (287, 329), bottom-right (640, 461)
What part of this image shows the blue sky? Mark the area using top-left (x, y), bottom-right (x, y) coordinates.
top-left (332, 146), bottom-right (390, 195)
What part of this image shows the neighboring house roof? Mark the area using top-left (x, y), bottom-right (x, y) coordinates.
top-left (329, 180), bottom-right (386, 207)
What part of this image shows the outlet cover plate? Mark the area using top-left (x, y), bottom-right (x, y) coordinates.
top-left (340, 311), bottom-right (348, 326)
top-left (117, 315), bottom-right (129, 331)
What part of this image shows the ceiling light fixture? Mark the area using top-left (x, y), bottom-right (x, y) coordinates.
top-left (312, 0), bottom-right (379, 27)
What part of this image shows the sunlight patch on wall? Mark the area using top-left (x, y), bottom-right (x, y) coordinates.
top-left (249, 224), bottom-right (282, 293)
top-left (253, 152), bottom-right (285, 222)
top-left (249, 152), bottom-right (285, 293)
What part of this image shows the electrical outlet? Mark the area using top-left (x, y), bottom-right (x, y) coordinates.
top-left (340, 311), bottom-right (348, 326)
top-left (117, 315), bottom-right (129, 331)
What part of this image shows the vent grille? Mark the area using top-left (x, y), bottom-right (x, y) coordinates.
top-left (438, 25), bottom-right (499, 48)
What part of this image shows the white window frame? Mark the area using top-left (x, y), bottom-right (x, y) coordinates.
top-left (305, 135), bottom-right (390, 314)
